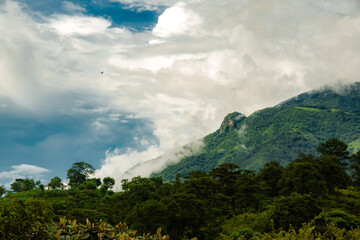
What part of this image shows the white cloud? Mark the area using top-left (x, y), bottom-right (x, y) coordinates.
top-left (0, 164), bottom-right (50, 179)
top-left (152, 2), bottom-right (202, 37)
top-left (2, 0), bottom-right (360, 185)
top-left (111, 0), bottom-right (180, 12)
top-left (112, 0), bottom-right (179, 7)
top-left (94, 146), bottom-right (163, 188)
top-left (49, 15), bottom-right (111, 36)
top-left (0, 164), bottom-right (50, 189)
top-left (95, 139), bottom-right (204, 189)
top-left (62, 1), bottom-right (86, 13)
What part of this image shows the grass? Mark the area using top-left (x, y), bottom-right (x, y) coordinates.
top-left (295, 107), bottom-right (323, 112)
top-left (349, 138), bottom-right (360, 153)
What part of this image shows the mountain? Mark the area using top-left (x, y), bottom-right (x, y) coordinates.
top-left (153, 82), bottom-right (360, 182)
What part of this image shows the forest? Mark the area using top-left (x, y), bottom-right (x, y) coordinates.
top-left (1, 138), bottom-right (360, 239)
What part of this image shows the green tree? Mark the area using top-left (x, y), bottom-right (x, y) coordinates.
top-left (258, 161), bottom-right (284, 197)
top-left (11, 180), bottom-right (23, 192)
top-left (317, 138), bottom-right (350, 166)
top-left (172, 173), bottom-right (182, 193)
top-left (235, 170), bottom-right (265, 218)
top-left (100, 184), bottom-right (109, 195)
top-left (84, 181), bottom-right (97, 190)
top-left (67, 162), bottom-right (95, 188)
top-left (10, 178), bottom-right (36, 192)
top-left (181, 172), bottom-right (229, 238)
top-left (210, 163), bottom-right (242, 212)
top-left (0, 185), bottom-right (5, 197)
top-left (316, 155), bottom-right (350, 193)
top-left (48, 176), bottom-right (62, 190)
top-left (270, 193), bottom-right (322, 231)
top-left (125, 199), bottom-right (168, 234)
top-left (350, 151), bottom-right (360, 186)
top-left (279, 154), bottom-right (326, 196)
top-left (88, 178), bottom-right (102, 187)
top-left (150, 176), bottom-right (163, 189)
top-left (123, 176), bottom-right (156, 204)
top-left (165, 192), bottom-right (204, 239)
top-left (121, 179), bottom-right (129, 191)
top-left (103, 177), bottom-right (115, 189)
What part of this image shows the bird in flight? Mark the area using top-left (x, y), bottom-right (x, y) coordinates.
top-left (101, 71), bottom-right (104, 74)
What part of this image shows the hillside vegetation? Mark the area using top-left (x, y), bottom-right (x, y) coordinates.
top-left (154, 83), bottom-right (360, 181)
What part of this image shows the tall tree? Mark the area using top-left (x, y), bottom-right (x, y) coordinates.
top-left (67, 162), bottom-right (94, 188)
top-left (316, 155), bottom-right (350, 193)
top-left (258, 161), bottom-right (284, 197)
top-left (0, 185), bottom-right (5, 197)
top-left (279, 154), bottom-right (326, 196)
top-left (10, 178), bottom-right (37, 192)
top-left (210, 163), bottom-right (242, 212)
top-left (48, 176), bottom-right (62, 190)
top-left (235, 170), bottom-right (265, 219)
top-left (350, 151), bottom-right (360, 186)
top-left (88, 178), bottom-right (102, 187)
top-left (103, 177), bottom-right (115, 189)
top-left (125, 199), bottom-right (168, 234)
top-left (316, 138), bottom-right (350, 166)
top-left (271, 193), bottom-right (322, 231)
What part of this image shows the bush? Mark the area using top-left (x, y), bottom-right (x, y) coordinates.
top-left (324, 209), bottom-right (360, 229)
top-left (229, 228), bottom-right (254, 239)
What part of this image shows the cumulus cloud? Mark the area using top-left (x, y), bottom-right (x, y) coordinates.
top-left (2, 0), bottom-right (360, 185)
top-left (152, 2), bottom-right (202, 37)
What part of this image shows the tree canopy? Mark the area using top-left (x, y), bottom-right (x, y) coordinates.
top-left (67, 162), bottom-right (95, 188)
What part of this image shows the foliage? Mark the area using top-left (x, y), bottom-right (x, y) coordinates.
top-left (235, 170), bottom-right (265, 216)
top-left (316, 138), bottom-right (350, 163)
top-left (279, 154), bottom-right (326, 197)
top-left (210, 163), bottom-right (242, 212)
top-left (0, 185), bottom-right (5, 197)
top-left (49, 176), bottom-right (62, 190)
top-left (103, 177), bottom-right (115, 189)
top-left (125, 199), bottom-right (168, 234)
top-left (270, 193), bottom-right (322, 231)
top-left (316, 155), bottom-right (349, 193)
top-left (10, 178), bottom-right (39, 192)
top-left (49, 218), bottom-right (171, 240)
top-left (0, 199), bottom-right (54, 239)
top-left (67, 162), bottom-right (95, 188)
top-left (258, 161), bottom-right (283, 197)
top-left (350, 151), bottom-right (360, 186)
top-left (323, 209), bottom-right (360, 230)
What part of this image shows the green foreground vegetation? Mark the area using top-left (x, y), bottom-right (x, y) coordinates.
top-left (2, 138), bottom-right (360, 239)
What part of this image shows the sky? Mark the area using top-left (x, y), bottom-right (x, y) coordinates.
top-left (1, 0), bottom-right (360, 189)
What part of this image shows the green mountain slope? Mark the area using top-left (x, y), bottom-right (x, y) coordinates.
top-left (154, 82), bottom-right (360, 181)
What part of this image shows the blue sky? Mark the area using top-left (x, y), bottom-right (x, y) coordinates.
top-left (0, 0), bottom-right (164, 187)
top-left (1, 0), bottom-right (360, 189)
top-left (14, 0), bottom-right (164, 30)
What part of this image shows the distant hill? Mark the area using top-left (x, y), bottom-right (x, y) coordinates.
top-left (153, 82), bottom-right (360, 181)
